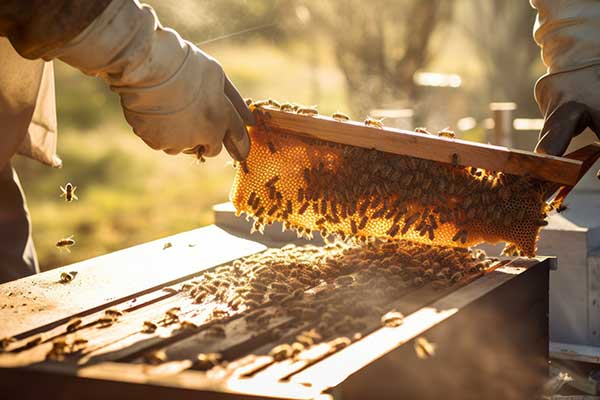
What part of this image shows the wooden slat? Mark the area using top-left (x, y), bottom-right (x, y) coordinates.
top-left (258, 107), bottom-right (583, 186)
top-left (0, 225), bottom-right (266, 339)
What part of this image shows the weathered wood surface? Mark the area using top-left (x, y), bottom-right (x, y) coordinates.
top-left (258, 107), bottom-right (584, 186)
top-left (0, 225), bottom-right (266, 339)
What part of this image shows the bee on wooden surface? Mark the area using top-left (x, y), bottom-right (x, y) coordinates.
top-left (332, 112), bottom-right (351, 121)
top-left (280, 102), bottom-right (295, 112)
top-left (296, 106), bottom-right (318, 116)
top-left (145, 350), bottom-right (167, 365)
top-left (252, 99), bottom-right (269, 108)
top-left (414, 337), bottom-right (436, 359)
top-left (59, 182), bottom-right (78, 202)
top-left (364, 117), bottom-right (384, 129)
top-left (0, 336), bottom-right (16, 350)
top-left (270, 344), bottom-right (293, 361)
top-left (268, 98), bottom-right (281, 108)
top-left (329, 337), bottom-right (352, 351)
top-left (24, 336), bottom-right (43, 348)
top-left (381, 311), bottom-right (404, 327)
top-left (59, 271), bottom-right (76, 283)
top-left (142, 320), bottom-right (157, 333)
top-left (180, 320), bottom-right (198, 329)
top-left (195, 352), bottom-right (222, 370)
top-left (163, 242), bottom-right (173, 250)
top-left (97, 316), bottom-right (116, 328)
top-left (105, 309), bottom-right (123, 318)
top-left (414, 127), bottom-right (431, 135)
top-left (165, 307), bottom-right (181, 322)
top-left (450, 271), bottom-right (463, 283)
top-left (56, 236), bottom-right (76, 253)
top-left (437, 129), bottom-right (456, 139)
top-left (66, 318), bottom-right (82, 332)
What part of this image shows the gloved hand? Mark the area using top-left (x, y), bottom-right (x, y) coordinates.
top-left (535, 66), bottom-right (600, 156)
top-left (42, 0), bottom-right (254, 160)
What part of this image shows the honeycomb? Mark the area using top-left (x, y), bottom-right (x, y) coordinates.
top-left (230, 108), bottom-right (557, 256)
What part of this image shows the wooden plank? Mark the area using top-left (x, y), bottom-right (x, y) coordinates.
top-left (0, 225), bottom-right (266, 339)
top-left (550, 342), bottom-right (600, 364)
top-left (258, 107), bottom-right (583, 186)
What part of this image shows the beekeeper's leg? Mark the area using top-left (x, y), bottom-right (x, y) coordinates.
top-left (0, 162), bottom-right (39, 283)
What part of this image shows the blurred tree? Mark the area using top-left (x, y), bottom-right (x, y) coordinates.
top-left (292, 0), bottom-right (453, 116)
top-left (458, 0), bottom-right (542, 116)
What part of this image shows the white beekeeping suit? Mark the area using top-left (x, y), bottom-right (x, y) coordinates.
top-left (532, 0), bottom-right (600, 155)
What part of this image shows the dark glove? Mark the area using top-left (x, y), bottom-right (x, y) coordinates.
top-left (535, 65), bottom-right (600, 156)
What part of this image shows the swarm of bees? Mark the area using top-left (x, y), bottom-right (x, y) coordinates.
top-left (230, 107), bottom-right (557, 256)
top-left (175, 240), bottom-right (490, 364)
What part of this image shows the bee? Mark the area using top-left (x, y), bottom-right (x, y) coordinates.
top-left (66, 318), bottom-right (82, 332)
top-left (244, 98), bottom-right (253, 106)
top-left (401, 212), bottom-right (420, 234)
top-left (163, 242), bottom-right (173, 250)
top-left (280, 102), bottom-right (295, 112)
top-left (332, 112), bottom-right (351, 121)
top-left (381, 311), bottom-right (404, 327)
top-left (270, 344), bottom-right (293, 361)
top-left (252, 99), bottom-right (269, 108)
top-left (414, 337), bottom-right (436, 359)
top-left (334, 275), bottom-right (354, 286)
top-left (183, 145), bottom-right (206, 163)
top-left (267, 142), bottom-right (277, 154)
top-left (296, 106), bottom-right (318, 116)
top-left (364, 117), bottom-right (384, 129)
top-left (415, 127), bottom-right (432, 135)
top-left (24, 336), bottom-right (43, 349)
top-left (265, 175), bottom-right (280, 187)
top-left (268, 98), bottom-right (281, 108)
top-left (165, 307), bottom-right (181, 321)
top-left (358, 216), bottom-right (368, 230)
top-left (0, 336), bottom-right (16, 350)
top-left (450, 271), bottom-right (463, 283)
top-left (298, 202), bottom-right (309, 215)
top-left (437, 129), bottom-right (456, 138)
top-left (329, 337), bottom-right (352, 351)
top-left (59, 271), bottom-right (75, 283)
top-left (247, 191), bottom-right (257, 207)
top-left (180, 320), bottom-right (198, 329)
top-left (105, 309), bottom-right (123, 317)
top-left (195, 352), bottom-right (222, 370)
top-left (297, 187), bottom-right (304, 202)
top-left (452, 229), bottom-right (468, 244)
top-left (59, 182), bottom-right (78, 202)
top-left (145, 350), bottom-right (167, 365)
top-left (56, 236), bottom-right (76, 253)
top-left (142, 320), bottom-right (157, 333)
top-left (267, 204), bottom-right (278, 216)
top-left (97, 316), bottom-right (115, 327)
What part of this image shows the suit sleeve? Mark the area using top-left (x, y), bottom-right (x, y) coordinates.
top-left (0, 0), bottom-right (112, 59)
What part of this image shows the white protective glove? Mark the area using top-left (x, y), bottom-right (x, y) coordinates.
top-left (532, 0), bottom-right (600, 156)
top-left (43, 0), bottom-right (254, 159)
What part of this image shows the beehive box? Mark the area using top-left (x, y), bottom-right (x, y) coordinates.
top-left (0, 225), bottom-right (550, 400)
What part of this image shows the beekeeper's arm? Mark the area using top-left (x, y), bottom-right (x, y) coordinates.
top-left (531, 0), bottom-right (600, 156)
top-left (0, 0), bottom-right (254, 160)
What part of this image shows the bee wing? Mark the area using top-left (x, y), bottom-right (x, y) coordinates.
top-left (72, 193), bottom-right (79, 200)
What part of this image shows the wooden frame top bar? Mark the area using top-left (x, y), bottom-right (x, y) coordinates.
top-left (258, 107), bottom-right (583, 186)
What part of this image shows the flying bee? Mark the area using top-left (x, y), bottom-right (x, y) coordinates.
top-left (56, 235), bottom-right (75, 253)
top-left (364, 116), bottom-right (384, 129)
top-left (414, 337), bottom-right (436, 359)
top-left (182, 145), bottom-right (206, 163)
top-left (332, 112), bottom-right (350, 121)
top-left (59, 182), bottom-right (78, 202)
top-left (297, 106), bottom-right (318, 116)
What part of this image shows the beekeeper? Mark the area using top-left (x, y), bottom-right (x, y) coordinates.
top-left (0, 0), bottom-right (254, 283)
